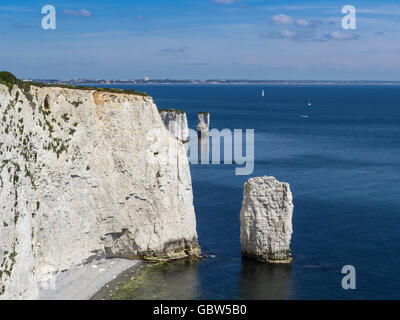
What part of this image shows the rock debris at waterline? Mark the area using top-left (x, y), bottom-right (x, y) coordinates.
top-left (0, 72), bottom-right (200, 299)
top-left (240, 176), bottom-right (294, 264)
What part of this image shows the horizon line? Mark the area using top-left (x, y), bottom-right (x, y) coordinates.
top-left (26, 79), bottom-right (400, 83)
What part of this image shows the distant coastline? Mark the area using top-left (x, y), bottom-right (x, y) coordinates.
top-left (25, 79), bottom-right (400, 86)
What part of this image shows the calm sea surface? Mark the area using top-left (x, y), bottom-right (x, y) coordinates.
top-left (93, 84), bottom-right (400, 299)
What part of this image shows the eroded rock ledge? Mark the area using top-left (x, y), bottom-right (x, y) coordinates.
top-left (0, 75), bottom-right (200, 299)
top-left (240, 176), bottom-right (294, 264)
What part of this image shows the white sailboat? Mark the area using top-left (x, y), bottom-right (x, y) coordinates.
top-left (308, 98), bottom-right (312, 106)
top-left (262, 89), bottom-right (265, 97)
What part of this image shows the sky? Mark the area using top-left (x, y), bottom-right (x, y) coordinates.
top-left (0, 0), bottom-right (400, 80)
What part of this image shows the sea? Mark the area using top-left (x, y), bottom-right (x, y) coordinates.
top-left (91, 84), bottom-right (400, 300)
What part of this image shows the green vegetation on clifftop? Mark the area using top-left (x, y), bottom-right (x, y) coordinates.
top-left (0, 71), bottom-right (149, 97)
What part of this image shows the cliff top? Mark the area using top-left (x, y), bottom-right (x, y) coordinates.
top-left (0, 71), bottom-right (149, 97)
top-left (159, 108), bottom-right (185, 114)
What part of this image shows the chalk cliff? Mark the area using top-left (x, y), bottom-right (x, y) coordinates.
top-left (159, 109), bottom-right (190, 144)
top-left (240, 176), bottom-right (293, 264)
top-left (0, 76), bottom-right (200, 299)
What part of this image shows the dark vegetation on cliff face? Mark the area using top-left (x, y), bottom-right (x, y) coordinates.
top-left (0, 71), bottom-right (149, 97)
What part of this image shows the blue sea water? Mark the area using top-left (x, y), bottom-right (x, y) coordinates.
top-left (99, 84), bottom-right (400, 299)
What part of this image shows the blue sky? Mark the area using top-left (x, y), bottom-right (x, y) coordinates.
top-left (1, 0), bottom-right (400, 80)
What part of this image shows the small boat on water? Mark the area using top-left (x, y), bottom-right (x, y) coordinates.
top-left (308, 98), bottom-right (312, 106)
top-left (299, 114), bottom-right (309, 118)
top-left (262, 89), bottom-right (265, 97)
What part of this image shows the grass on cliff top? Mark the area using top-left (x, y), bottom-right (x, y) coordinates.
top-left (0, 71), bottom-right (20, 92)
top-left (0, 71), bottom-right (149, 97)
top-left (158, 108), bottom-right (185, 114)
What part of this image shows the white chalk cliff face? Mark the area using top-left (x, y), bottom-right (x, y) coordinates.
top-left (240, 176), bottom-right (293, 264)
top-left (0, 83), bottom-right (200, 299)
top-left (159, 110), bottom-right (190, 144)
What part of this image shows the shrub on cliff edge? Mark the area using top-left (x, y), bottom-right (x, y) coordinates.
top-left (0, 71), bottom-right (21, 92)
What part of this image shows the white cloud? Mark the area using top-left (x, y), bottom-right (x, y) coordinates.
top-left (280, 29), bottom-right (295, 37)
top-left (356, 6), bottom-right (400, 15)
top-left (63, 9), bottom-right (92, 17)
top-left (324, 31), bottom-right (360, 41)
top-left (212, 0), bottom-right (238, 4)
top-left (0, 6), bottom-right (34, 12)
top-left (260, 29), bottom-right (360, 42)
top-left (270, 14), bottom-right (294, 25)
top-left (296, 19), bottom-right (310, 27)
top-left (260, 29), bottom-right (295, 39)
top-left (10, 22), bottom-right (37, 29)
top-left (162, 46), bottom-right (189, 53)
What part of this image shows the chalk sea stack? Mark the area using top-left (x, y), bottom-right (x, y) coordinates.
top-left (159, 109), bottom-right (190, 144)
top-left (240, 176), bottom-right (294, 264)
top-left (197, 112), bottom-right (210, 136)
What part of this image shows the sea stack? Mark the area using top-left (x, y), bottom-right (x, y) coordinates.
top-left (196, 112), bottom-right (210, 164)
top-left (240, 176), bottom-right (294, 264)
top-left (197, 112), bottom-right (210, 136)
top-left (159, 109), bottom-right (190, 144)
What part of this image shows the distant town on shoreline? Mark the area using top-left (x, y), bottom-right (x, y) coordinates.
top-left (25, 79), bottom-right (400, 86)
